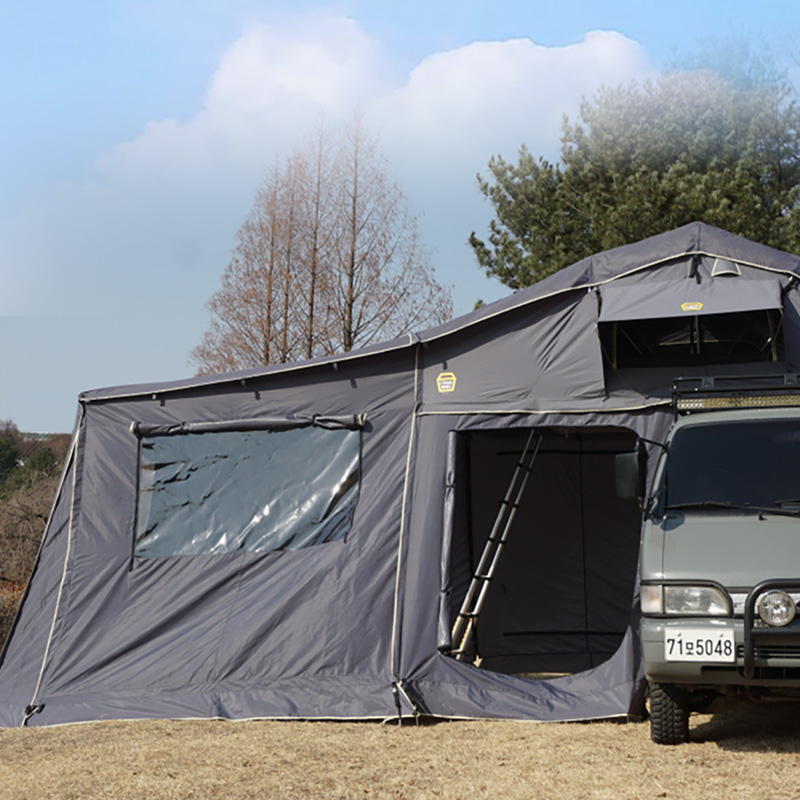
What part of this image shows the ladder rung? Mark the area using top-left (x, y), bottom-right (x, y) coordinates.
top-left (450, 431), bottom-right (543, 659)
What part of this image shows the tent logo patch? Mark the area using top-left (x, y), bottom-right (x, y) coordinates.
top-left (681, 302), bottom-right (703, 312)
top-left (436, 372), bottom-right (457, 393)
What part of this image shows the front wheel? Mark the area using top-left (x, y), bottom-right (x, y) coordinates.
top-left (649, 681), bottom-right (690, 745)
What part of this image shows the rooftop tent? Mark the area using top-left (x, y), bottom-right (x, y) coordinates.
top-left (2, 222), bottom-right (800, 727)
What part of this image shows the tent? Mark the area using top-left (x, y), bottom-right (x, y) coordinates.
top-left (2, 221), bottom-right (800, 727)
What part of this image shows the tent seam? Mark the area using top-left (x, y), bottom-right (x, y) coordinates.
top-left (390, 344), bottom-right (420, 681)
top-left (417, 401), bottom-right (671, 416)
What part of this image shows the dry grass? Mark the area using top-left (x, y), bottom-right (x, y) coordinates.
top-left (1, 704), bottom-right (799, 799)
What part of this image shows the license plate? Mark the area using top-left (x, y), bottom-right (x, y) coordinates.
top-left (664, 628), bottom-right (735, 662)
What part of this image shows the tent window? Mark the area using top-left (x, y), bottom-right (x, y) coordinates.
top-left (135, 427), bottom-right (360, 558)
top-left (599, 309), bottom-right (783, 369)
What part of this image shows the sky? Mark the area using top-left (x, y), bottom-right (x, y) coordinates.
top-left (2, 1), bottom-right (799, 433)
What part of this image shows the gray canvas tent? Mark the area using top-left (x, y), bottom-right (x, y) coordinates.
top-left (3, 221), bottom-right (800, 728)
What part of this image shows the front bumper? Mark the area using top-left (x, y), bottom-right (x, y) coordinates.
top-left (642, 580), bottom-right (800, 688)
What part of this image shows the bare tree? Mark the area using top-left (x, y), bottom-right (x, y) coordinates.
top-left (191, 166), bottom-right (297, 374)
top-left (328, 116), bottom-right (453, 353)
top-left (191, 118), bottom-right (452, 374)
top-left (298, 122), bottom-right (336, 359)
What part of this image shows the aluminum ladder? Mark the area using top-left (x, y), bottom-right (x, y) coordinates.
top-left (450, 428), bottom-right (543, 661)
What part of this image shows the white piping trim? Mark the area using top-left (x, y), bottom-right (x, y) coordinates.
top-left (24, 408), bottom-right (83, 726)
top-left (417, 400), bottom-right (671, 417)
top-left (19, 709), bottom-right (630, 729)
top-left (81, 248), bottom-right (800, 403)
top-left (389, 344), bottom-right (420, 680)
top-left (24, 713), bottom-right (401, 729)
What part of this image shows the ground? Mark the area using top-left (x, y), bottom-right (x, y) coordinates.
top-left (1, 703), bottom-right (799, 799)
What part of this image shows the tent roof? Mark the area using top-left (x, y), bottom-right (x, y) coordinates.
top-left (81, 222), bottom-right (800, 403)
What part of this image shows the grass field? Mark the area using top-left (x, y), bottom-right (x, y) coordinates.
top-left (1, 702), bottom-right (799, 799)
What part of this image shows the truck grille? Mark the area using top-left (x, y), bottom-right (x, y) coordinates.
top-left (737, 644), bottom-right (800, 659)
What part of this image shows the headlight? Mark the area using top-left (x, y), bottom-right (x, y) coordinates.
top-left (641, 584), bottom-right (730, 616)
top-left (664, 585), bottom-right (729, 616)
top-left (757, 591), bottom-right (796, 627)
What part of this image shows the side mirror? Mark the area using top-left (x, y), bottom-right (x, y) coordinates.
top-left (615, 441), bottom-right (647, 499)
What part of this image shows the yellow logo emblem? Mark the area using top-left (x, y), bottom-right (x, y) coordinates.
top-left (436, 372), bottom-right (457, 393)
top-left (681, 302), bottom-right (704, 312)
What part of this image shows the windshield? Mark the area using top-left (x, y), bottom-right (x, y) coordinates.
top-left (659, 418), bottom-right (800, 513)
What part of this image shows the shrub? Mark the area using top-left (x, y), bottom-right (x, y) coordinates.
top-left (0, 472), bottom-right (59, 646)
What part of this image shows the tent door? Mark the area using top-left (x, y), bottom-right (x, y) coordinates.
top-left (441, 426), bottom-right (641, 677)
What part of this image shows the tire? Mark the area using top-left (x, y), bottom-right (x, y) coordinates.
top-left (649, 681), bottom-right (690, 745)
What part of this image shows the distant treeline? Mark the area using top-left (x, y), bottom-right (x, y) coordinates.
top-left (0, 421), bottom-right (69, 645)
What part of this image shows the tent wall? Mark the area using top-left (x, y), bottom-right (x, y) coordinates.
top-left (0, 353), bottom-right (417, 727)
top-left (420, 291), bottom-right (607, 414)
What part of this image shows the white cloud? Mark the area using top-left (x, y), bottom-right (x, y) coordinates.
top-left (206, 18), bottom-right (383, 117)
top-left (95, 17), bottom-right (385, 192)
top-left (380, 30), bottom-right (651, 171)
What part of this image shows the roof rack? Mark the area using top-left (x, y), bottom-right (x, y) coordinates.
top-left (672, 374), bottom-right (800, 412)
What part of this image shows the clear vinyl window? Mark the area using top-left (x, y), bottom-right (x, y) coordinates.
top-left (135, 426), bottom-right (360, 558)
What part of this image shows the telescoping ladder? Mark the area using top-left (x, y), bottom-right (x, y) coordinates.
top-left (450, 429), bottom-right (543, 661)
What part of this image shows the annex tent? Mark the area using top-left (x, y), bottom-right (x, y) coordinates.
top-left (2, 221), bottom-right (800, 728)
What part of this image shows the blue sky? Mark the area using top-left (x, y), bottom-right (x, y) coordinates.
top-left (2, 1), bottom-right (799, 432)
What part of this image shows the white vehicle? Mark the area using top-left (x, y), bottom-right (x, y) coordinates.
top-left (619, 377), bottom-right (800, 744)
